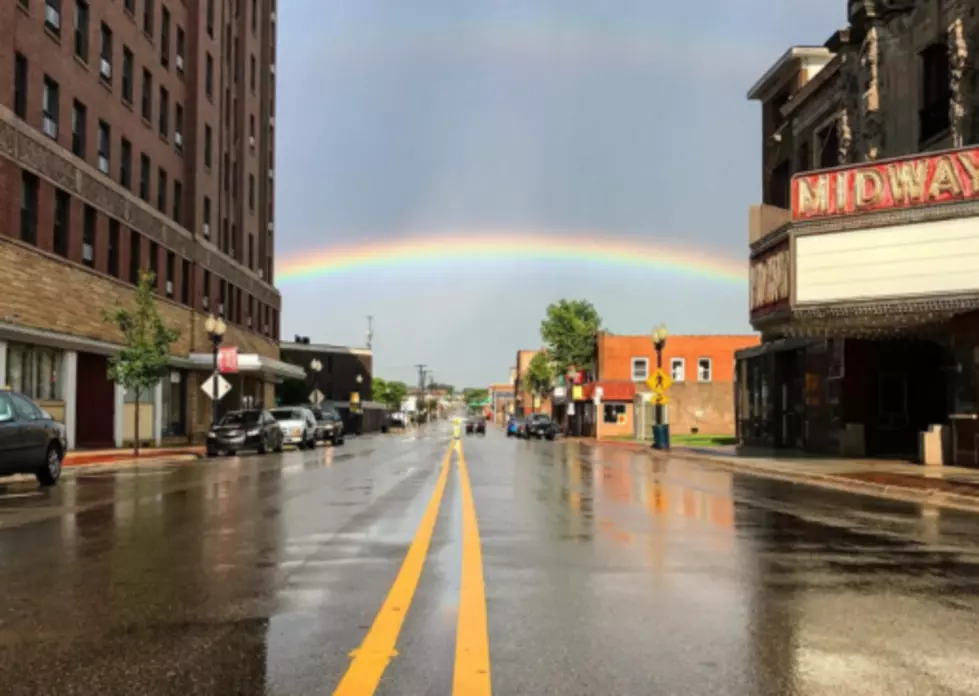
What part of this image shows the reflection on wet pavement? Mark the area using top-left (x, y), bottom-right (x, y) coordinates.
top-left (1, 429), bottom-right (979, 694)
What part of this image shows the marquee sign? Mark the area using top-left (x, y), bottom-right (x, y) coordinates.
top-left (792, 146), bottom-right (979, 220)
top-left (750, 246), bottom-right (790, 312)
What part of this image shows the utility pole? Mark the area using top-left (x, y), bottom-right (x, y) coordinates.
top-left (415, 364), bottom-right (426, 425)
top-left (366, 315), bottom-right (373, 350)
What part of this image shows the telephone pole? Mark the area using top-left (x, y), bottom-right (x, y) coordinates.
top-left (366, 315), bottom-right (373, 350)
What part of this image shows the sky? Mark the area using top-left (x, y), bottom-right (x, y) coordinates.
top-left (274, 0), bottom-right (845, 388)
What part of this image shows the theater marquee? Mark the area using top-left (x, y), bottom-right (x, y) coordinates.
top-left (792, 146), bottom-right (979, 221)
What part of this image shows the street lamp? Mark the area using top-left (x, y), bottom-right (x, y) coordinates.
top-left (309, 359), bottom-right (322, 405)
top-left (204, 314), bottom-right (227, 427)
top-left (355, 374), bottom-right (364, 434)
top-left (651, 323), bottom-right (669, 450)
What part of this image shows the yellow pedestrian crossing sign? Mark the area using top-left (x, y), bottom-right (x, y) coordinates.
top-left (652, 393), bottom-right (670, 406)
top-left (646, 369), bottom-right (672, 394)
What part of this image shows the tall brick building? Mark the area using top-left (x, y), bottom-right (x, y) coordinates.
top-left (0, 0), bottom-right (302, 448)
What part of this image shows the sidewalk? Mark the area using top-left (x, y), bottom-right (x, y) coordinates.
top-left (64, 446), bottom-right (204, 468)
top-left (588, 438), bottom-right (979, 512)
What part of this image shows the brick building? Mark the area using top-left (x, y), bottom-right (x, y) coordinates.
top-left (568, 333), bottom-right (759, 439)
top-left (513, 349), bottom-right (551, 416)
top-left (0, 0), bottom-right (300, 448)
top-left (739, 0), bottom-right (979, 461)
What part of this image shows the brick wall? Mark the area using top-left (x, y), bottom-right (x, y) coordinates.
top-left (658, 382), bottom-right (737, 436)
top-left (598, 334), bottom-right (760, 383)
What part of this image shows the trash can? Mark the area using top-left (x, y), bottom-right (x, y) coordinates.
top-left (652, 424), bottom-right (672, 450)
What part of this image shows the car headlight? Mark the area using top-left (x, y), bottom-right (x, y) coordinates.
top-left (247, 428), bottom-right (260, 436)
top-left (207, 431), bottom-right (216, 438)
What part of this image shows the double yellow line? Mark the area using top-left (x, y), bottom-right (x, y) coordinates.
top-left (333, 439), bottom-right (491, 696)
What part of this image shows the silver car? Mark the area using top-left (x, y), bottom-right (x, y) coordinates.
top-left (269, 407), bottom-right (317, 449)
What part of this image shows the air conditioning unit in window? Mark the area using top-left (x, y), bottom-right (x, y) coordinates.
top-left (249, 136), bottom-right (255, 148)
top-left (219, 303), bottom-right (225, 315)
top-left (270, 11), bottom-right (276, 21)
top-left (270, 64), bottom-right (276, 75)
top-left (268, 168), bottom-right (274, 180)
top-left (202, 296), bottom-right (209, 309)
top-left (45, 5), bottom-right (61, 29)
top-left (176, 55), bottom-right (184, 71)
top-left (83, 244), bottom-right (94, 262)
top-left (267, 222), bottom-right (274, 232)
top-left (100, 59), bottom-right (112, 79)
top-left (166, 281), bottom-right (174, 295)
top-left (258, 268), bottom-right (264, 279)
top-left (203, 222), bottom-right (210, 238)
top-left (42, 117), bottom-right (58, 139)
top-left (174, 132), bottom-right (183, 148)
top-left (98, 155), bottom-right (109, 174)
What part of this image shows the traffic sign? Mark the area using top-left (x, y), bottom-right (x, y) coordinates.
top-left (652, 393), bottom-right (670, 406)
top-left (309, 389), bottom-right (324, 406)
top-left (201, 373), bottom-right (232, 400)
top-left (646, 369), bottom-right (672, 394)
top-left (218, 346), bottom-right (239, 374)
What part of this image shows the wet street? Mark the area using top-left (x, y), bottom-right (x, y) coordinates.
top-left (2, 425), bottom-right (979, 695)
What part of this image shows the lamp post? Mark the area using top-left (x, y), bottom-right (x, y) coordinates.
top-left (309, 358), bottom-right (322, 405)
top-left (651, 323), bottom-right (669, 449)
top-left (204, 314), bottom-right (227, 427)
top-left (355, 373), bottom-right (363, 434)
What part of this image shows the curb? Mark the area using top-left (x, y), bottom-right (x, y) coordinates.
top-left (592, 439), bottom-right (979, 514)
top-left (64, 449), bottom-right (205, 467)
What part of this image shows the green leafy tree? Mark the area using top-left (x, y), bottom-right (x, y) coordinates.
top-left (523, 352), bottom-right (555, 412)
top-left (103, 272), bottom-right (179, 456)
top-left (463, 387), bottom-right (489, 405)
top-left (380, 380), bottom-right (409, 410)
top-left (540, 299), bottom-right (602, 374)
top-left (372, 377), bottom-right (389, 403)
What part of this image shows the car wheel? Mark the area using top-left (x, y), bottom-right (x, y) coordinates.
top-left (36, 444), bottom-right (62, 487)
top-left (228, 450), bottom-right (237, 457)
top-left (206, 448), bottom-right (217, 458)
top-left (273, 438), bottom-right (284, 453)
top-left (258, 438), bottom-right (267, 455)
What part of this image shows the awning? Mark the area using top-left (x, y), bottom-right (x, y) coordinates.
top-left (187, 352), bottom-right (306, 380)
top-left (579, 381), bottom-right (636, 401)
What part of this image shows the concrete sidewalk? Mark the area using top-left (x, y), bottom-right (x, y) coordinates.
top-left (595, 439), bottom-right (979, 512)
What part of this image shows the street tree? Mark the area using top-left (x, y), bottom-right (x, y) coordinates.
top-left (372, 377), bottom-right (389, 404)
top-left (463, 387), bottom-right (489, 405)
top-left (103, 272), bottom-right (180, 456)
top-left (540, 299), bottom-right (602, 375)
top-left (523, 352), bottom-right (555, 412)
top-left (382, 380), bottom-right (409, 411)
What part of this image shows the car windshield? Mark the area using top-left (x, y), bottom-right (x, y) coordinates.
top-left (271, 409), bottom-right (304, 421)
top-left (219, 411), bottom-right (261, 426)
top-left (531, 414), bottom-right (550, 422)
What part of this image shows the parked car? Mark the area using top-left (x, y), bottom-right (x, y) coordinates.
top-left (0, 387), bottom-right (66, 486)
top-left (507, 416), bottom-right (528, 438)
top-left (206, 409), bottom-right (284, 457)
top-left (526, 414), bottom-right (560, 440)
top-left (312, 406), bottom-right (345, 445)
top-left (466, 417), bottom-right (486, 436)
top-left (270, 407), bottom-right (318, 449)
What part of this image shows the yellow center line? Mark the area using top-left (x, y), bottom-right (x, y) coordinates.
top-left (453, 440), bottom-right (493, 695)
top-left (332, 445), bottom-right (453, 696)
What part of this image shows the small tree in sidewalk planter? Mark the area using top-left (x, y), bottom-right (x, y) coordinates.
top-left (523, 351), bottom-right (555, 413)
top-left (103, 271), bottom-right (180, 457)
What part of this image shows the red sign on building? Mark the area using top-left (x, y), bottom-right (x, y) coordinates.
top-left (791, 146), bottom-right (979, 221)
top-left (218, 346), bottom-right (239, 374)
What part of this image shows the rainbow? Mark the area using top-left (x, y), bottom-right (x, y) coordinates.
top-left (276, 232), bottom-right (747, 285)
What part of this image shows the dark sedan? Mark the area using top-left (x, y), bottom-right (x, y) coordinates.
top-left (207, 409), bottom-right (284, 457)
top-left (312, 406), bottom-right (345, 446)
top-left (526, 414), bottom-right (560, 440)
top-left (0, 387), bottom-right (66, 486)
top-left (465, 417), bottom-right (486, 435)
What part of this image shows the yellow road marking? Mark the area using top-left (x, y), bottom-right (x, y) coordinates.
top-left (332, 446), bottom-right (452, 696)
top-left (452, 440), bottom-right (493, 695)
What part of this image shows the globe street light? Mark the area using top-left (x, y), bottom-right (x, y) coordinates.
top-left (355, 374), bottom-right (364, 434)
top-left (309, 359), bottom-right (322, 406)
top-left (205, 314), bottom-right (227, 427)
top-left (650, 324), bottom-right (669, 450)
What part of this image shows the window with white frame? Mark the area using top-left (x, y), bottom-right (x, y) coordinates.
top-left (698, 358), bottom-right (712, 382)
top-left (631, 357), bottom-right (649, 381)
top-left (670, 358), bottom-right (685, 382)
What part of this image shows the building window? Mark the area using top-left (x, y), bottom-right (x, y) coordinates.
top-left (157, 167), bottom-right (167, 212)
top-left (141, 69), bottom-right (153, 121)
top-left (143, 0), bottom-right (154, 36)
top-left (120, 137), bottom-right (132, 188)
top-left (203, 196), bottom-right (211, 238)
top-left (250, 54), bottom-right (256, 92)
top-left (230, 223), bottom-right (237, 257)
top-left (139, 153), bottom-right (151, 201)
top-left (45, 0), bottom-right (62, 35)
top-left (219, 278), bottom-right (226, 315)
top-left (42, 76), bottom-right (59, 140)
top-left (160, 6), bottom-right (170, 67)
top-left (205, 53), bottom-right (213, 98)
top-left (603, 403), bottom-right (626, 424)
top-left (74, 0), bottom-right (89, 63)
top-left (249, 113), bottom-right (255, 144)
top-left (920, 40), bottom-right (951, 144)
top-left (176, 26), bottom-right (185, 73)
top-left (247, 295), bottom-right (254, 328)
top-left (204, 124), bottom-right (213, 168)
top-left (159, 86), bottom-right (169, 137)
top-left (202, 269), bottom-right (211, 309)
top-left (233, 37), bottom-right (240, 83)
top-left (174, 102), bottom-right (184, 152)
top-left (148, 241), bottom-right (159, 281)
top-left (630, 358), bottom-right (648, 381)
top-left (223, 152), bottom-right (230, 192)
top-left (206, 0), bottom-right (214, 37)
top-left (108, 219), bottom-right (119, 277)
top-left (232, 161), bottom-right (238, 198)
top-left (248, 234), bottom-right (254, 269)
top-left (122, 47), bottom-right (134, 102)
top-left (181, 259), bottom-right (190, 304)
top-left (251, 0), bottom-right (257, 33)
top-left (53, 189), bottom-right (70, 257)
top-left (82, 204), bottom-right (96, 266)
top-left (697, 358), bottom-right (712, 383)
top-left (124, 0), bottom-right (134, 15)
top-left (173, 180), bottom-right (182, 223)
top-left (5, 343), bottom-right (63, 402)
top-left (20, 172), bottom-right (39, 245)
top-left (165, 250), bottom-right (175, 297)
top-left (99, 23), bottom-right (113, 82)
top-left (14, 53), bottom-right (28, 119)
top-left (161, 369), bottom-right (188, 437)
top-left (97, 120), bottom-right (110, 174)
top-left (670, 358), bottom-right (685, 382)
top-left (129, 230), bottom-right (142, 283)
top-left (71, 100), bottom-right (86, 158)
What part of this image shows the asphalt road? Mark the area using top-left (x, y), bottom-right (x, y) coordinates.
top-left (1, 425), bottom-right (979, 695)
